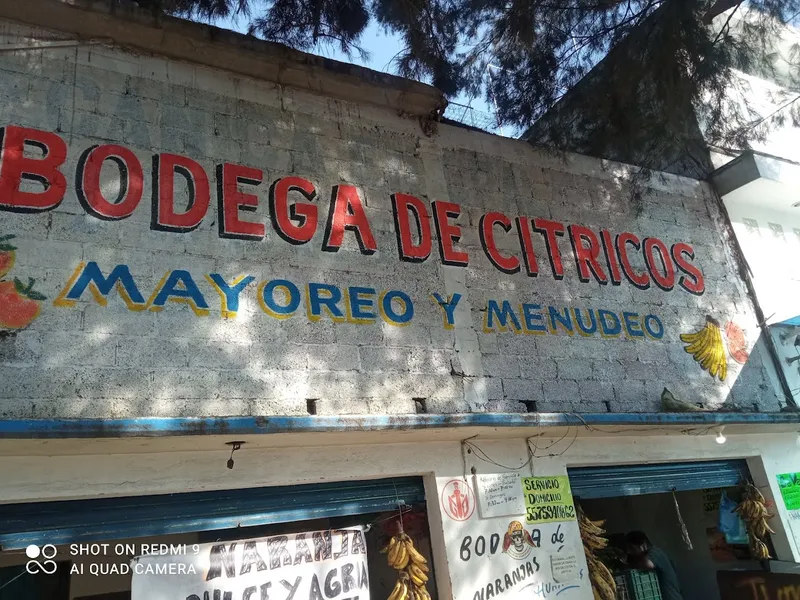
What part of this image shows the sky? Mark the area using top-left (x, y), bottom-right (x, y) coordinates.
top-left (214, 13), bottom-right (511, 136)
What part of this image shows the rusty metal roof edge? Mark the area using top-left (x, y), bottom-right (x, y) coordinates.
top-left (0, 412), bottom-right (798, 439)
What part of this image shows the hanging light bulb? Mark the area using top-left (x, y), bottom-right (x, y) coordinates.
top-left (716, 427), bottom-right (726, 444)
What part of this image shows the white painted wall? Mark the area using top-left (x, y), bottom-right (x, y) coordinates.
top-left (722, 188), bottom-right (800, 405)
top-left (724, 203), bottom-right (800, 326)
top-left (711, 71), bottom-right (800, 168)
top-left (709, 11), bottom-right (800, 167)
top-left (0, 18), bottom-right (779, 418)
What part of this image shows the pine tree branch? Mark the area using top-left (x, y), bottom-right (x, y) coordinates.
top-left (740, 93), bottom-right (800, 133)
top-left (702, 0), bottom-right (745, 25)
top-left (711, 2), bottom-right (741, 45)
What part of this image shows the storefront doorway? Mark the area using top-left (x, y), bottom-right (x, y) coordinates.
top-left (0, 477), bottom-right (433, 600)
top-left (569, 460), bottom-right (768, 600)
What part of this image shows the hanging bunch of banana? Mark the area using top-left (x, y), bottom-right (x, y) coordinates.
top-left (383, 529), bottom-right (431, 600)
top-left (577, 503), bottom-right (616, 600)
top-left (733, 483), bottom-right (776, 560)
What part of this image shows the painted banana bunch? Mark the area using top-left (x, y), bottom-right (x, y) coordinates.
top-left (680, 317), bottom-right (727, 381)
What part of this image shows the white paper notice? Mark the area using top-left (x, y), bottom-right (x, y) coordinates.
top-left (474, 472), bottom-right (525, 518)
top-left (551, 553), bottom-right (580, 583)
top-left (131, 528), bottom-right (370, 600)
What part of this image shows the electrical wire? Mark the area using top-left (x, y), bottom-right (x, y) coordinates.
top-left (568, 412), bottom-right (720, 436)
top-left (462, 439), bottom-right (536, 471)
top-left (0, 570), bottom-right (26, 593)
top-left (462, 417), bottom-right (727, 477)
top-left (463, 426), bottom-right (582, 471)
top-left (528, 426), bottom-right (580, 459)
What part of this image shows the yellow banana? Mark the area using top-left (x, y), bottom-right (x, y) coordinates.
top-left (405, 541), bottom-right (428, 568)
top-left (388, 538), bottom-right (402, 565)
top-left (388, 579), bottom-right (405, 600)
top-left (755, 540), bottom-right (770, 560)
top-left (398, 580), bottom-right (409, 600)
top-left (394, 544), bottom-right (409, 570)
top-left (680, 330), bottom-right (701, 343)
top-left (409, 564), bottom-right (429, 584)
top-left (681, 318), bottom-right (727, 381)
top-left (683, 336), bottom-right (708, 355)
top-left (383, 536), bottom-right (398, 555)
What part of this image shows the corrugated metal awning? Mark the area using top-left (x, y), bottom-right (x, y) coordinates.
top-left (568, 460), bottom-right (750, 499)
top-left (0, 476), bottom-right (425, 550)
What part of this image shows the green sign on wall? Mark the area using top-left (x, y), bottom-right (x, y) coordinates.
top-left (777, 473), bottom-right (800, 510)
top-left (522, 476), bottom-right (576, 524)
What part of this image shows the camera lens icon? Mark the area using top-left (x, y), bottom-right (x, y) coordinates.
top-left (25, 544), bottom-right (58, 574)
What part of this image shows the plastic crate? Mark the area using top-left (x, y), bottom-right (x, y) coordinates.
top-left (625, 570), bottom-right (662, 600)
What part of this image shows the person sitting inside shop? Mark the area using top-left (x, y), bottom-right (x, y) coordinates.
top-left (625, 531), bottom-right (684, 600)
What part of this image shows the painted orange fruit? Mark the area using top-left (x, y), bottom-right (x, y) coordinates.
top-left (0, 278), bottom-right (46, 330)
top-left (725, 321), bottom-right (749, 364)
top-left (0, 234), bottom-right (16, 278)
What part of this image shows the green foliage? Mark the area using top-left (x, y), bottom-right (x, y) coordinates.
top-left (142, 0), bottom-right (799, 155)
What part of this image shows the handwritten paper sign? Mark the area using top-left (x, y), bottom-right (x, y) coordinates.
top-left (551, 553), bottom-right (580, 583)
top-left (474, 473), bottom-right (526, 518)
top-left (777, 473), bottom-right (800, 510)
top-left (522, 476), bottom-right (576, 524)
top-left (131, 528), bottom-right (369, 600)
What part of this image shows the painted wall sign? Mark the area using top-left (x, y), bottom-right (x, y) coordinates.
top-left (130, 528), bottom-right (369, 600)
top-left (0, 234), bottom-right (46, 330)
top-left (717, 570), bottom-right (800, 600)
top-left (435, 476), bottom-right (587, 600)
top-left (442, 479), bottom-right (476, 521)
top-left (522, 477), bottom-right (576, 525)
top-left (0, 250), bottom-right (672, 347)
top-left (777, 473), bottom-right (800, 511)
top-left (0, 125), bottom-right (706, 294)
top-left (474, 473), bottom-right (526, 519)
top-left (501, 521), bottom-right (536, 559)
top-left (16, 258), bottom-right (668, 342)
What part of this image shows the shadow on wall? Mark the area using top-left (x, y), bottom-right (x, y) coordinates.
top-left (724, 327), bottom-right (785, 412)
top-left (0, 31), bottom-right (782, 420)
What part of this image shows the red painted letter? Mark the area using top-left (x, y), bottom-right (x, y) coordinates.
top-left (615, 232), bottom-right (650, 289)
top-left (532, 218), bottom-right (566, 279)
top-left (432, 201), bottom-right (469, 267)
top-left (601, 230), bottom-right (622, 285)
top-left (0, 125), bottom-right (67, 212)
top-left (322, 185), bottom-right (377, 254)
top-left (643, 237), bottom-right (675, 290)
top-left (672, 242), bottom-right (705, 295)
top-left (77, 144), bottom-right (144, 220)
top-left (217, 163), bottom-right (265, 240)
top-left (153, 153), bottom-right (210, 232)
top-left (515, 217), bottom-right (539, 277)
top-left (269, 176), bottom-right (318, 245)
top-left (568, 224), bottom-right (608, 284)
top-left (480, 212), bottom-right (520, 274)
top-left (392, 193), bottom-right (431, 262)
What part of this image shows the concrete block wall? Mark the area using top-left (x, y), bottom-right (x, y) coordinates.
top-left (0, 19), bottom-right (781, 418)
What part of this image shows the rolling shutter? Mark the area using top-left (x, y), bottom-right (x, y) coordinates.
top-left (0, 476), bottom-right (425, 550)
top-left (568, 460), bottom-right (750, 499)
